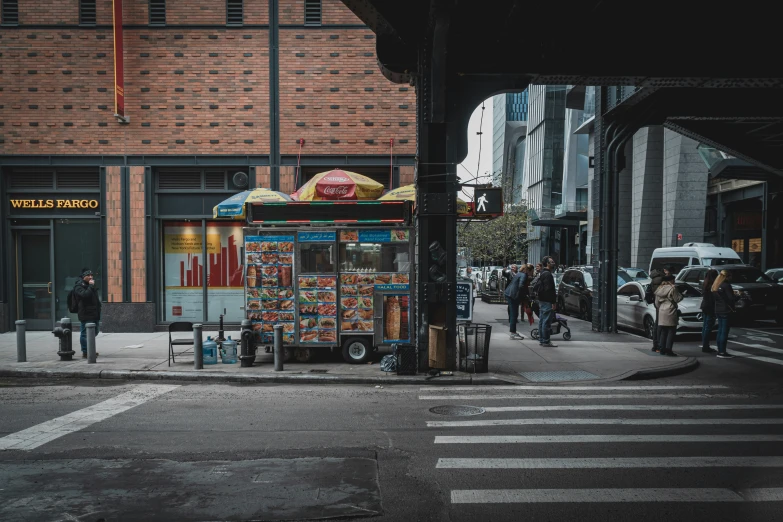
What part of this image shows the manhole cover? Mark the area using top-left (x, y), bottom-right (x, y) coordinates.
top-left (429, 405), bottom-right (486, 416)
top-left (519, 370), bottom-right (599, 382)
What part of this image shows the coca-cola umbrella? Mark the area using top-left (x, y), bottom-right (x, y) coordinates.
top-left (378, 184), bottom-right (471, 214)
top-left (212, 188), bottom-right (291, 220)
top-left (291, 169), bottom-right (385, 201)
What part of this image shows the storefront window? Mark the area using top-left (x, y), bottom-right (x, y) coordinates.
top-left (161, 221), bottom-right (246, 322)
top-left (339, 243), bottom-right (410, 273)
top-left (54, 220), bottom-right (102, 323)
top-left (300, 243), bottom-right (335, 273)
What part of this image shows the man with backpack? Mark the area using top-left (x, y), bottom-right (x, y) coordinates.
top-left (646, 266), bottom-right (666, 353)
top-left (71, 268), bottom-right (101, 358)
top-left (532, 256), bottom-right (558, 347)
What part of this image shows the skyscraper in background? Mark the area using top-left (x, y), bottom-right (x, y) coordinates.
top-left (492, 91), bottom-right (529, 201)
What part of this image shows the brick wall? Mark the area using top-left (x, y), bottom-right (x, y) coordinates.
top-left (280, 165), bottom-right (296, 193)
top-left (279, 29), bottom-right (415, 155)
top-left (129, 166), bottom-right (146, 302)
top-left (105, 166), bottom-right (123, 303)
top-left (0, 0), bottom-right (416, 157)
top-left (253, 165), bottom-right (271, 188)
top-left (399, 165), bottom-right (414, 186)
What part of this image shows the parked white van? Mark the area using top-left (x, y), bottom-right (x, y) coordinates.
top-left (648, 243), bottom-right (743, 274)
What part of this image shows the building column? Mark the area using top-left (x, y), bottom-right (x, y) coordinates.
top-left (617, 140), bottom-right (633, 267)
top-left (105, 166), bottom-right (123, 304)
top-left (631, 126), bottom-right (664, 269)
top-left (662, 129), bottom-right (709, 247)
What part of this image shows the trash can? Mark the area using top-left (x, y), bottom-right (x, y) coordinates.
top-left (394, 344), bottom-right (417, 375)
top-left (457, 323), bottom-right (492, 374)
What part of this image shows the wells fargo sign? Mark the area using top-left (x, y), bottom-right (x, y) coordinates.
top-left (10, 199), bottom-right (100, 209)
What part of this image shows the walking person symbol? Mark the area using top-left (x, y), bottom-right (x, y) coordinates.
top-left (476, 193), bottom-right (488, 212)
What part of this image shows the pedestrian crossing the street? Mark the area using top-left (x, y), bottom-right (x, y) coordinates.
top-left (422, 384), bottom-right (783, 512)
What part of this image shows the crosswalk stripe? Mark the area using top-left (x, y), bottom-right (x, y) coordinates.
top-left (0, 384), bottom-right (180, 451)
top-left (729, 340), bottom-right (783, 355)
top-left (727, 350), bottom-right (783, 367)
top-left (427, 418), bottom-right (783, 427)
top-left (743, 327), bottom-right (783, 338)
top-left (419, 394), bottom-right (751, 400)
top-left (421, 385), bottom-right (729, 391)
top-left (434, 435), bottom-right (783, 444)
top-left (481, 404), bottom-right (783, 412)
top-left (450, 488), bottom-right (783, 503)
top-left (437, 457), bottom-right (783, 469)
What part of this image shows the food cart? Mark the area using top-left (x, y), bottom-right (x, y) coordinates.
top-left (243, 200), bottom-right (415, 363)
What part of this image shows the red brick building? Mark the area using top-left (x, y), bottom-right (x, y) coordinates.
top-left (0, 0), bottom-right (416, 332)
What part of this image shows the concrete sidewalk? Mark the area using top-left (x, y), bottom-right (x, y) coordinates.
top-left (0, 301), bottom-right (697, 385)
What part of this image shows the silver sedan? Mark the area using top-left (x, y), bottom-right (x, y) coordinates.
top-left (616, 281), bottom-right (712, 339)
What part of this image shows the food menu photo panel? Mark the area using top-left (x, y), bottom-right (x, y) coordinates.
top-left (245, 234), bottom-right (295, 344)
top-left (299, 275), bottom-right (337, 343)
top-left (382, 294), bottom-right (410, 343)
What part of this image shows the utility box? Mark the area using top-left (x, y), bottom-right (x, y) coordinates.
top-left (428, 324), bottom-right (447, 369)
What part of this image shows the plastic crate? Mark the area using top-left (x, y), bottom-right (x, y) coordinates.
top-left (394, 344), bottom-right (418, 375)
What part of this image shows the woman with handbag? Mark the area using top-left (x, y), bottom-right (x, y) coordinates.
top-left (654, 274), bottom-right (683, 356)
top-left (712, 270), bottom-right (737, 359)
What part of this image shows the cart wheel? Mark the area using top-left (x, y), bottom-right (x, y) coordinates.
top-left (531, 328), bottom-right (539, 340)
top-left (284, 347), bottom-right (296, 363)
top-left (563, 331), bottom-right (572, 341)
top-left (342, 337), bottom-right (372, 364)
top-left (295, 347), bottom-right (313, 363)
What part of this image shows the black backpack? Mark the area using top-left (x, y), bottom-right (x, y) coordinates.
top-left (529, 274), bottom-right (542, 298)
top-left (67, 288), bottom-right (79, 313)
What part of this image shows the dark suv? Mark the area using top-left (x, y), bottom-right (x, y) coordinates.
top-left (557, 267), bottom-right (595, 319)
top-left (676, 264), bottom-right (783, 325)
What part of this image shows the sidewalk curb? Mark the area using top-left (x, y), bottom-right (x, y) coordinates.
top-left (622, 356), bottom-right (699, 380)
top-left (0, 367), bottom-right (521, 386)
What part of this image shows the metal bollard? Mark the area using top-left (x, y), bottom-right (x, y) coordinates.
top-left (15, 320), bottom-right (26, 362)
top-left (273, 324), bottom-right (284, 371)
top-left (193, 324), bottom-right (203, 370)
top-left (86, 322), bottom-right (97, 363)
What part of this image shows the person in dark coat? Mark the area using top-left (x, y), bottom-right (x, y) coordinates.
top-left (73, 268), bottom-right (102, 358)
top-left (504, 268), bottom-right (526, 340)
top-left (537, 257), bottom-right (558, 347)
top-left (700, 269), bottom-right (719, 353)
top-left (647, 266), bottom-right (667, 352)
top-left (712, 270), bottom-right (736, 359)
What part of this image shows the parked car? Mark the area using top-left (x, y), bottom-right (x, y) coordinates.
top-left (765, 268), bottom-right (783, 284)
top-left (557, 267), bottom-right (636, 319)
top-left (616, 281), bottom-right (710, 338)
top-left (649, 243), bottom-right (742, 274)
top-left (622, 267), bottom-right (650, 281)
top-left (676, 264), bottom-right (783, 325)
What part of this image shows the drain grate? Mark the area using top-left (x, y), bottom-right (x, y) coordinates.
top-left (519, 370), bottom-right (599, 382)
top-left (429, 405), bottom-right (486, 416)
top-left (309, 369), bottom-right (328, 373)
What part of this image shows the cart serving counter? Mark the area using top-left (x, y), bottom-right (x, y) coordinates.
top-left (243, 201), bottom-right (415, 363)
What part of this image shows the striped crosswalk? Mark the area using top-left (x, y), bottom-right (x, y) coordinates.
top-left (423, 384), bottom-right (783, 512)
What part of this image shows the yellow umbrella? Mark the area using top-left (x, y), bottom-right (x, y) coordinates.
top-left (291, 169), bottom-right (385, 201)
top-left (378, 184), bottom-right (471, 214)
top-left (213, 188), bottom-right (291, 219)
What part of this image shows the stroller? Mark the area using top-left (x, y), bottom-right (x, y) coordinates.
top-left (529, 299), bottom-right (572, 341)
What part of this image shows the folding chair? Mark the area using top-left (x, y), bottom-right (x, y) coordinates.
top-left (168, 321), bottom-right (195, 366)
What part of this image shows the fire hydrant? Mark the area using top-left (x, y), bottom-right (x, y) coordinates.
top-left (52, 317), bottom-right (75, 361)
top-left (239, 319), bottom-right (256, 367)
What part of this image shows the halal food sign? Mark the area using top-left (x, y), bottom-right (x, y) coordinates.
top-left (10, 199), bottom-right (100, 210)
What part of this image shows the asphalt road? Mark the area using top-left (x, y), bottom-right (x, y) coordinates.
top-left (2, 332), bottom-right (783, 522)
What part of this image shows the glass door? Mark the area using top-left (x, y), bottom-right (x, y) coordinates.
top-left (16, 231), bottom-right (53, 330)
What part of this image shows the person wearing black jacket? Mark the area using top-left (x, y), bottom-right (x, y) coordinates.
top-left (537, 257), bottom-right (558, 347)
top-left (504, 269), bottom-right (526, 340)
top-left (647, 267), bottom-right (665, 352)
top-left (712, 269), bottom-right (736, 359)
top-left (700, 269), bottom-right (719, 353)
top-left (73, 268), bottom-right (102, 358)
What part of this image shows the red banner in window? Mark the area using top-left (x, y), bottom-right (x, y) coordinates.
top-left (112, 0), bottom-right (126, 120)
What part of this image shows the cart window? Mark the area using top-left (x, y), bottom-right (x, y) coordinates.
top-left (299, 243), bottom-right (335, 273)
top-left (339, 242), bottom-right (410, 272)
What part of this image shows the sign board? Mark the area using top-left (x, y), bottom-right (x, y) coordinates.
top-left (473, 188), bottom-right (503, 216)
top-left (456, 280), bottom-right (473, 322)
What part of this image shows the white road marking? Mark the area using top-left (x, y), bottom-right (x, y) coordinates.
top-left (743, 328), bottom-right (783, 338)
top-left (481, 404), bottom-right (783, 412)
top-left (421, 385), bottom-right (729, 391)
top-left (727, 349), bottom-right (783, 367)
top-left (450, 488), bottom-right (783, 503)
top-left (0, 384), bottom-right (180, 451)
top-left (434, 435), bottom-right (783, 444)
top-left (437, 456), bottom-right (783, 469)
top-left (418, 394), bottom-right (751, 400)
top-left (427, 418), bottom-right (783, 427)
top-left (729, 339), bottom-right (783, 355)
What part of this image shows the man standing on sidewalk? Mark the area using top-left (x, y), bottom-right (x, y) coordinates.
top-left (73, 268), bottom-right (101, 358)
top-left (537, 257), bottom-right (558, 347)
top-left (504, 267), bottom-right (526, 340)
